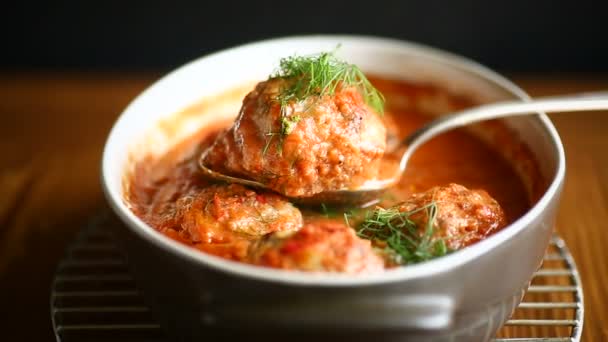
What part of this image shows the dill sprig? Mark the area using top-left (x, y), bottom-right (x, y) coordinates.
top-left (320, 203), bottom-right (338, 218)
top-left (356, 202), bottom-right (449, 265)
top-left (271, 49), bottom-right (385, 137)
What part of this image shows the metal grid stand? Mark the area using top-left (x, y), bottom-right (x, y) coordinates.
top-left (50, 214), bottom-right (584, 342)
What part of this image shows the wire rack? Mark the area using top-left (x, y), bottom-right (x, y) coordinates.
top-left (50, 214), bottom-right (584, 342)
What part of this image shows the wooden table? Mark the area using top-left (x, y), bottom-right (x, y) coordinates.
top-left (1, 72), bottom-right (606, 341)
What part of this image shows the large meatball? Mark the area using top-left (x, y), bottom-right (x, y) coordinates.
top-left (397, 183), bottom-right (506, 250)
top-left (203, 78), bottom-right (387, 197)
top-left (165, 184), bottom-right (302, 260)
top-left (250, 220), bottom-right (384, 274)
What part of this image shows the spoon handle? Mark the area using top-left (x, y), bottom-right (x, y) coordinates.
top-left (400, 91), bottom-right (608, 171)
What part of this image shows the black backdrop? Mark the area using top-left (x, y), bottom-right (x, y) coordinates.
top-left (2, 0), bottom-right (607, 72)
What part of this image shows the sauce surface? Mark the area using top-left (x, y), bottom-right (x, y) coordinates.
top-left (127, 76), bottom-right (533, 270)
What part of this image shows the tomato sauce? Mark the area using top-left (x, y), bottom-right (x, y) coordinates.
top-left (126, 77), bottom-right (535, 268)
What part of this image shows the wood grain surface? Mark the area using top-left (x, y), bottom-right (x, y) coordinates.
top-left (0, 72), bottom-right (606, 341)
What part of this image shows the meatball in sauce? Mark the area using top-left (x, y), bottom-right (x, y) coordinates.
top-left (167, 184), bottom-right (302, 261)
top-left (250, 220), bottom-right (384, 274)
top-left (203, 53), bottom-right (386, 197)
top-left (396, 183), bottom-right (506, 250)
top-left (357, 184), bottom-right (507, 266)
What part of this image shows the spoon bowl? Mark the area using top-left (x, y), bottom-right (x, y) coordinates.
top-left (200, 91), bottom-right (608, 206)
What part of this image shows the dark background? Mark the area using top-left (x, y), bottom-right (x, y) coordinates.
top-left (2, 0), bottom-right (608, 73)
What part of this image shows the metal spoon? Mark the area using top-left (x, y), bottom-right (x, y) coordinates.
top-left (200, 91), bottom-right (608, 206)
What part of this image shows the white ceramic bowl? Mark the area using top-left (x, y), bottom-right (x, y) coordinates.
top-left (102, 35), bottom-right (565, 342)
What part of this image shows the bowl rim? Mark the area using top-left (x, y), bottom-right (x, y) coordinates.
top-left (101, 34), bottom-right (565, 286)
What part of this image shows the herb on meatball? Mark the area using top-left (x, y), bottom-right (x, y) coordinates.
top-left (270, 49), bottom-right (385, 141)
top-left (356, 202), bottom-right (448, 265)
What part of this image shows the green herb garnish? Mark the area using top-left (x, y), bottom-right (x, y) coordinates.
top-left (270, 48), bottom-right (385, 141)
top-left (320, 203), bottom-right (338, 218)
top-left (356, 202), bottom-right (449, 265)
top-left (280, 114), bottom-right (301, 135)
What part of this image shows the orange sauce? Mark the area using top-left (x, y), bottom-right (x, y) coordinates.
top-left (127, 77), bottom-right (535, 260)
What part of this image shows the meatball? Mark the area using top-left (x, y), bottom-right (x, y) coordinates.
top-left (167, 184), bottom-right (303, 260)
top-left (203, 78), bottom-right (387, 197)
top-left (250, 220), bottom-right (384, 274)
top-left (397, 183), bottom-right (506, 250)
